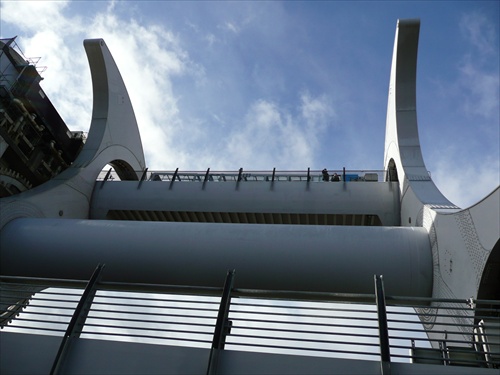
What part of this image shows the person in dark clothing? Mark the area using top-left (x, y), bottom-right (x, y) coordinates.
top-left (331, 173), bottom-right (340, 182)
top-left (322, 168), bottom-right (329, 181)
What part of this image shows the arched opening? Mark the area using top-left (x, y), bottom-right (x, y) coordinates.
top-left (108, 159), bottom-right (140, 181)
top-left (477, 239), bottom-right (500, 307)
top-left (386, 158), bottom-right (399, 182)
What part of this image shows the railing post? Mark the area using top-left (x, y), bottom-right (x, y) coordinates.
top-left (204, 168), bottom-right (211, 182)
top-left (207, 270), bottom-right (235, 375)
top-left (137, 167), bottom-right (148, 189)
top-left (203, 168), bottom-right (211, 190)
top-left (169, 168), bottom-right (179, 189)
top-left (375, 274), bottom-right (391, 375)
top-left (100, 168), bottom-right (112, 189)
top-left (50, 264), bottom-right (105, 375)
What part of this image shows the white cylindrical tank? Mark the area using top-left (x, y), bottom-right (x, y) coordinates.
top-left (0, 218), bottom-right (432, 297)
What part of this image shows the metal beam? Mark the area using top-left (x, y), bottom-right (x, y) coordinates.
top-left (137, 167), bottom-right (148, 189)
top-left (207, 270), bottom-right (235, 375)
top-left (169, 168), bottom-right (179, 189)
top-left (375, 274), bottom-right (391, 375)
top-left (100, 168), bottom-right (112, 189)
top-left (50, 264), bottom-right (105, 375)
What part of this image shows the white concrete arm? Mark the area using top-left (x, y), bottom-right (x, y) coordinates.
top-left (384, 19), bottom-right (457, 224)
top-left (72, 39), bottom-right (145, 179)
top-left (0, 39), bottom-right (146, 228)
top-left (384, 20), bottom-right (500, 347)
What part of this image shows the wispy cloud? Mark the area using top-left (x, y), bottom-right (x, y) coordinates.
top-left (224, 93), bottom-right (333, 170)
top-left (458, 59), bottom-right (499, 120)
top-left (459, 11), bottom-right (497, 56)
top-left (425, 10), bottom-right (499, 207)
top-left (1, 1), bottom-right (202, 169)
top-left (88, 13), bottom-right (196, 168)
top-left (300, 92), bottom-right (335, 132)
top-left (457, 12), bottom-right (500, 119)
top-left (2, 1), bottom-right (93, 133)
top-left (432, 147), bottom-right (499, 208)
top-left (1, 0), bottom-right (71, 33)
top-left (223, 21), bottom-right (240, 34)
top-left (1, 1), bottom-right (336, 172)
top-left (1, 1), bottom-right (497, 207)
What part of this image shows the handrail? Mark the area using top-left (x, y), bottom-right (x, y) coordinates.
top-left (1, 274), bottom-right (499, 369)
top-left (50, 264), bottom-right (105, 374)
top-left (207, 270), bottom-right (235, 374)
top-left (375, 275), bottom-right (391, 374)
top-left (97, 168), bottom-right (392, 183)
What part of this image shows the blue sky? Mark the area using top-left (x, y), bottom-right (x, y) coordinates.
top-left (1, 0), bottom-right (498, 208)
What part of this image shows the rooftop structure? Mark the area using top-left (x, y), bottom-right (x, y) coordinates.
top-left (0, 19), bottom-right (498, 374)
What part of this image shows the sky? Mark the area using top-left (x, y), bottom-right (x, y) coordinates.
top-left (0, 0), bottom-right (498, 208)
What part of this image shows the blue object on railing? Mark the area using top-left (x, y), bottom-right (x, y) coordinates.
top-left (344, 174), bottom-right (359, 181)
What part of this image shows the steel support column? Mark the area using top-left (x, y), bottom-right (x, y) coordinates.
top-left (50, 264), bottom-right (105, 375)
top-left (207, 270), bottom-right (235, 375)
top-left (375, 274), bottom-right (391, 375)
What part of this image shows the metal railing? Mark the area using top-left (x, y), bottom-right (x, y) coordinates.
top-left (1, 272), bottom-right (499, 370)
top-left (97, 168), bottom-right (391, 183)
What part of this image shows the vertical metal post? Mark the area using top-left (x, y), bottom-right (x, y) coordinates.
top-left (169, 168), bottom-right (179, 189)
top-left (100, 168), bottom-right (112, 189)
top-left (342, 167), bottom-right (346, 182)
top-left (207, 270), bottom-right (235, 375)
top-left (203, 168), bottom-right (211, 190)
top-left (237, 168), bottom-right (243, 182)
top-left (140, 167), bottom-right (149, 181)
top-left (269, 167), bottom-right (276, 190)
top-left (442, 340), bottom-right (450, 366)
top-left (307, 167), bottom-right (311, 181)
top-left (204, 168), bottom-right (211, 182)
top-left (50, 264), bottom-right (105, 375)
top-left (137, 167), bottom-right (148, 189)
top-left (375, 274), bottom-right (391, 375)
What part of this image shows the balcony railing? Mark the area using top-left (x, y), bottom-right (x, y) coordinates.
top-left (1, 269), bottom-right (498, 371)
top-left (97, 168), bottom-right (393, 183)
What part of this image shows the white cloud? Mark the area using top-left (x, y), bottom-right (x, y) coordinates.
top-left (204, 33), bottom-right (217, 47)
top-left (459, 12), bottom-right (497, 56)
top-left (4, 1), bottom-right (492, 205)
top-left (1, 1), bottom-right (72, 33)
top-left (458, 59), bottom-right (500, 119)
top-left (423, 11), bottom-right (499, 207)
top-left (300, 92), bottom-right (334, 131)
top-left (1, 1), bottom-right (202, 169)
top-left (1, 2), bottom-right (93, 132)
top-left (87, 14), bottom-right (195, 168)
top-left (456, 12), bottom-right (500, 120)
top-left (2, 1), bottom-right (338, 173)
top-left (431, 144), bottom-right (499, 208)
top-left (224, 22), bottom-right (240, 34)
top-left (224, 94), bottom-right (334, 170)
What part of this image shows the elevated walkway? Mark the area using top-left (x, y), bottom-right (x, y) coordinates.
top-left (91, 169), bottom-right (401, 226)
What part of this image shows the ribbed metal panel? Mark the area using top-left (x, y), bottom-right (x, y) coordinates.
top-left (105, 210), bottom-right (383, 226)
